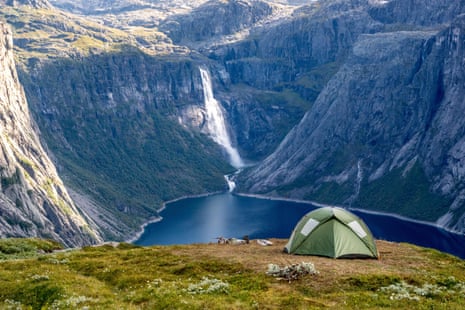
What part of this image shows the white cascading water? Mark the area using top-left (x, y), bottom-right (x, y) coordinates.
top-left (200, 67), bottom-right (244, 169)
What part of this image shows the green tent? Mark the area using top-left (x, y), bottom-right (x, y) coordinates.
top-left (284, 207), bottom-right (378, 259)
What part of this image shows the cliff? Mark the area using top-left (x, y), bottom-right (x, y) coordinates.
top-left (0, 22), bottom-right (101, 246)
top-left (0, 0), bottom-right (51, 8)
top-left (239, 1), bottom-right (465, 231)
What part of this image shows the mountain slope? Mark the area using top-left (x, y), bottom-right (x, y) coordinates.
top-left (239, 1), bottom-right (465, 232)
top-left (0, 22), bottom-right (101, 246)
top-left (21, 54), bottom-right (233, 240)
top-left (3, 2), bottom-right (235, 241)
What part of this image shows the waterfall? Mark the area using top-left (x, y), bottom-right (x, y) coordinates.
top-left (200, 67), bottom-right (244, 169)
top-left (355, 159), bottom-right (363, 198)
top-left (224, 174), bottom-right (236, 192)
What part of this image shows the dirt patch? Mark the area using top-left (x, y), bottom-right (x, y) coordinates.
top-left (171, 239), bottom-right (425, 278)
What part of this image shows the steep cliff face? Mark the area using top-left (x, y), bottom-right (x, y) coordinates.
top-left (368, 0), bottom-right (465, 26)
top-left (0, 22), bottom-right (101, 246)
top-left (207, 1), bottom-right (384, 159)
top-left (424, 16), bottom-right (465, 231)
top-left (239, 1), bottom-right (465, 232)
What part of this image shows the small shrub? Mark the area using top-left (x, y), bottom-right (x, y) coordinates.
top-left (11, 283), bottom-right (64, 309)
top-left (379, 277), bottom-right (465, 301)
top-left (50, 294), bottom-right (98, 309)
top-left (266, 262), bottom-right (319, 282)
top-left (185, 277), bottom-right (230, 295)
top-left (0, 238), bottom-right (62, 260)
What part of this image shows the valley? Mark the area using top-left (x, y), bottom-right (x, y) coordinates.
top-left (1, 0), bottom-right (465, 245)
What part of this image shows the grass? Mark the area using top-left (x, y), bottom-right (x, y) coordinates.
top-left (0, 238), bottom-right (62, 260)
top-left (0, 238), bottom-right (464, 309)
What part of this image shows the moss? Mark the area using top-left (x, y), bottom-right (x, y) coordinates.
top-left (71, 35), bottom-right (106, 51)
top-left (1, 167), bottom-right (21, 190)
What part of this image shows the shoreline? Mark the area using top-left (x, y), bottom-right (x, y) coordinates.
top-left (125, 191), bottom-right (223, 243)
top-left (125, 216), bottom-right (162, 244)
top-left (235, 192), bottom-right (464, 236)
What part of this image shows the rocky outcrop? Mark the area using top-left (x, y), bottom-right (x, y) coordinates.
top-left (0, 0), bottom-right (51, 8)
top-left (160, 0), bottom-right (273, 45)
top-left (0, 22), bottom-right (101, 246)
top-left (368, 0), bottom-right (465, 26)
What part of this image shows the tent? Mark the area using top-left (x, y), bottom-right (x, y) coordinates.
top-left (284, 207), bottom-right (378, 258)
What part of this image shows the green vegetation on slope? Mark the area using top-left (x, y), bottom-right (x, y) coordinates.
top-left (356, 163), bottom-right (450, 221)
top-left (0, 238), bottom-right (464, 309)
top-left (271, 153), bottom-right (448, 223)
top-left (24, 57), bottom-right (232, 238)
top-left (0, 238), bottom-right (62, 260)
top-left (51, 106), bottom-right (231, 211)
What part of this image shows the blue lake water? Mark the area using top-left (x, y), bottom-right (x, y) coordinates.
top-left (135, 193), bottom-right (465, 259)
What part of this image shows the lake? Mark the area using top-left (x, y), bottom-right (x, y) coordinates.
top-left (134, 193), bottom-right (465, 259)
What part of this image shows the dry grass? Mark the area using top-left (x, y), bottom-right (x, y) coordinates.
top-left (173, 239), bottom-right (425, 275)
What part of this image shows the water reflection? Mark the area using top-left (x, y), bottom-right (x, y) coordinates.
top-left (198, 194), bottom-right (231, 240)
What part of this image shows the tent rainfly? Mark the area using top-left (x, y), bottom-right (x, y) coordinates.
top-left (284, 207), bottom-right (379, 259)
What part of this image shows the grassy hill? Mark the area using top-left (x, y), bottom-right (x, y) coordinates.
top-left (0, 238), bottom-right (464, 309)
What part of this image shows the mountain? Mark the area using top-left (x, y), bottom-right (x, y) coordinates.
top-left (2, 1), bottom-right (236, 241)
top-left (0, 21), bottom-right (101, 246)
top-left (239, 0), bottom-right (465, 232)
top-left (1, 0), bottom-right (51, 8)
top-left (3, 0), bottom-right (465, 244)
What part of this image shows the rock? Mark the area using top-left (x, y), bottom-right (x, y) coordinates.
top-left (239, 3), bottom-right (465, 232)
top-left (0, 22), bottom-right (102, 246)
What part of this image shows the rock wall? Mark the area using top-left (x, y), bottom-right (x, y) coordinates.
top-left (0, 22), bottom-right (101, 246)
top-left (239, 2), bottom-right (465, 232)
